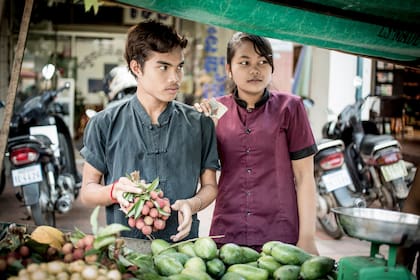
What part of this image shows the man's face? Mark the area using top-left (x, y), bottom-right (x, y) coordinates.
top-left (135, 47), bottom-right (185, 103)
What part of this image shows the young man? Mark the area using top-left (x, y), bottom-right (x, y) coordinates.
top-left (80, 20), bottom-right (219, 242)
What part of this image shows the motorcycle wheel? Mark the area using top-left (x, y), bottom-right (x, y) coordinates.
top-left (317, 194), bottom-right (344, 239)
top-left (58, 133), bottom-right (80, 198)
top-left (30, 203), bottom-right (56, 226)
top-left (377, 184), bottom-right (394, 210)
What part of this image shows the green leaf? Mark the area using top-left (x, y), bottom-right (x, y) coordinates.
top-left (70, 228), bottom-right (86, 245)
top-left (146, 177), bottom-right (160, 192)
top-left (97, 224), bottom-right (130, 239)
top-left (93, 235), bottom-right (116, 250)
top-left (90, 206), bottom-right (100, 235)
top-left (134, 199), bottom-right (145, 219)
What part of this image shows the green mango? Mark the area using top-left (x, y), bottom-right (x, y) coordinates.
top-left (220, 272), bottom-right (247, 280)
top-left (154, 254), bottom-right (184, 276)
top-left (219, 243), bottom-right (243, 265)
top-left (206, 258), bottom-right (226, 278)
top-left (271, 243), bottom-right (311, 265)
top-left (184, 256), bottom-right (207, 272)
top-left (299, 256), bottom-right (336, 280)
top-left (273, 265), bottom-right (301, 280)
top-left (257, 255), bottom-right (282, 276)
top-left (177, 241), bottom-right (197, 257)
top-left (261, 240), bottom-right (283, 255)
top-left (193, 237), bottom-right (218, 260)
top-left (241, 246), bottom-right (260, 263)
top-left (227, 264), bottom-right (269, 280)
top-left (151, 238), bottom-right (176, 255)
top-left (181, 268), bottom-right (213, 280)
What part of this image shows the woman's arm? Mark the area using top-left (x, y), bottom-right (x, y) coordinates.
top-left (292, 155), bottom-right (319, 255)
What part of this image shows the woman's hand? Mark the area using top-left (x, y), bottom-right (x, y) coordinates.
top-left (297, 237), bottom-right (319, 256)
top-left (170, 199), bottom-right (193, 242)
top-left (193, 99), bottom-right (220, 126)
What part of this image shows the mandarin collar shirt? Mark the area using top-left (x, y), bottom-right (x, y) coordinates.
top-left (209, 90), bottom-right (317, 246)
top-left (81, 96), bottom-right (220, 241)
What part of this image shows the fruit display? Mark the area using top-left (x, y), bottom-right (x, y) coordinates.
top-left (123, 171), bottom-right (171, 237)
top-left (0, 206), bottom-right (337, 280)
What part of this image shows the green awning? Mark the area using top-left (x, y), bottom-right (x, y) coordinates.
top-left (115, 0), bottom-right (420, 68)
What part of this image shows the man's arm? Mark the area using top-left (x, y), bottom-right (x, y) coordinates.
top-left (170, 168), bottom-right (218, 242)
top-left (80, 162), bottom-right (143, 208)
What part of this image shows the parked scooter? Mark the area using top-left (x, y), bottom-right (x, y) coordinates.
top-left (6, 64), bottom-right (81, 226)
top-left (85, 65), bottom-right (136, 118)
top-left (323, 96), bottom-right (415, 212)
top-left (314, 138), bottom-right (366, 239)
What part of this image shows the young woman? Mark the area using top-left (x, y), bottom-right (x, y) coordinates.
top-left (196, 32), bottom-right (319, 254)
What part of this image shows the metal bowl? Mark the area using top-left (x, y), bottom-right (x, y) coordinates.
top-left (332, 207), bottom-right (420, 246)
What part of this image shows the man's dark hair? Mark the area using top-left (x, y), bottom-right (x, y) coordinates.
top-left (125, 20), bottom-right (188, 72)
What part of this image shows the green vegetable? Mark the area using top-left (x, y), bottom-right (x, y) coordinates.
top-left (206, 258), bottom-right (226, 278)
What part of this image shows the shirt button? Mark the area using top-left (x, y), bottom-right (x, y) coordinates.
top-left (247, 168), bottom-right (252, 174)
top-left (245, 128), bottom-right (251, 134)
top-left (149, 125), bottom-right (153, 130)
top-left (246, 148), bottom-right (250, 153)
top-left (247, 108), bottom-right (253, 113)
top-left (247, 211), bottom-right (252, 216)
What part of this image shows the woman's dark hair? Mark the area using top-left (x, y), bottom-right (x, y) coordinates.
top-left (227, 32), bottom-right (274, 72)
top-left (125, 20), bottom-right (188, 72)
top-left (226, 32), bottom-right (274, 92)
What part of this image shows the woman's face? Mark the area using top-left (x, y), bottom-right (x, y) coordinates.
top-left (227, 40), bottom-right (272, 98)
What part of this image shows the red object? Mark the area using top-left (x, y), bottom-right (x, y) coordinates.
top-left (110, 181), bottom-right (118, 203)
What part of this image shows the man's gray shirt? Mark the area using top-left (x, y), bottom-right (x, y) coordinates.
top-left (81, 96), bottom-right (220, 241)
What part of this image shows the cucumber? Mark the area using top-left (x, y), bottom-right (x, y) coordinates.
top-left (299, 256), bottom-right (335, 280)
top-left (227, 264), bottom-right (269, 280)
top-left (271, 243), bottom-right (311, 265)
top-left (206, 258), bottom-right (226, 278)
top-left (273, 265), bottom-right (301, 280)
top-left (193, 237), bottom-right (218, 260)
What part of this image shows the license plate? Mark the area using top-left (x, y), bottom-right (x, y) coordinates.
top-left (11, 164), bottom-right (43, 187)
top-left (322, 168), bottom-right (352, 192)
top-left (381, 160), bottom-right (408, 182)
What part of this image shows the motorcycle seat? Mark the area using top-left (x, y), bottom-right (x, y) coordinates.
top-left (360, 134), bottom-right (399, 155)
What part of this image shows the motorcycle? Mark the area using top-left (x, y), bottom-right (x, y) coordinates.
top-left (6, 64), bottom-right (81, 226)
top-left (85, 65), bottom-right (137, 118)
top-left (322, 95), bottom-right (415, 212)
top-left (314, 138), bottom-right (366, 239)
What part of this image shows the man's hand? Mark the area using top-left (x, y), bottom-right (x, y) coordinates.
top-left (170, 199), bottom-right (193, 242)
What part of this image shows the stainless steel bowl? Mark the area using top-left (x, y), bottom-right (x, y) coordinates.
top-left (332, 207), bottom-right (420, 246)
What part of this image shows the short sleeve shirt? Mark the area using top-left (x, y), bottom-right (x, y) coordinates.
top-left (209, 90), bottom-right (317, 247)
top-left (81, 96), bottom-right (220, 241)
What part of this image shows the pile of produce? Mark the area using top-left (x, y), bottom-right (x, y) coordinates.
top-left (0, 176), bottom-right (337, 280)
top-left (123, 172), bottom-right (171, 237)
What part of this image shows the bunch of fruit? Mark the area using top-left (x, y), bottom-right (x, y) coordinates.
top-left (123, 171), bottom-right (171, 237)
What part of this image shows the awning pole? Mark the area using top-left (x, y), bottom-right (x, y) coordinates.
top-left (0, 0), bottom-right (34, 173)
